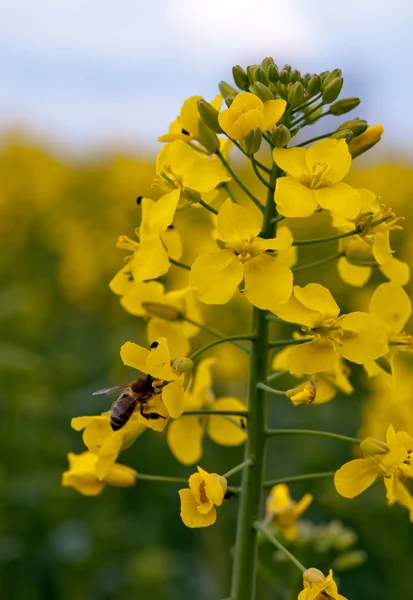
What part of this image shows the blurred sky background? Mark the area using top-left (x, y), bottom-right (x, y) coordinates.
top-left (1, 0), bottom-right (413, 154)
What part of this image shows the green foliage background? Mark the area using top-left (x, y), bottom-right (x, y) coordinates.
top-left (1, 135), bottom-right (413, 599)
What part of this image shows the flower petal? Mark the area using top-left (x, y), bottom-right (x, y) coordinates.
top-left (120, 341), bottom-right (150, 373)
top-left (306, 139), bottom-right (352, 183)
top-left (373, 231), bottom-right (392, 265)
top-left (162, 376), bottom-right (185, 418)
top-left (190, 250), bottom-right (243, 304)
top-left (339, 312), bottom-right (388, 364)
top-left (148, 189), bottom-right (180, 233)
top-left (167, 416), bottom-right (204, 465)
top-left (314, 183), bottom-right (361, 219)
top-left (334, 458), bottom-right (379, 498)
top-left (207, 397), bottom-right (247, 446)
top-left (369, 282), bottom-right (411, 336)
top-left (146, 337), bottom-right (176, 381)
top-left (179, 488), bottom-right (217, 528)
top-left (294, 283), bottom-right (340, 319)
top-left (272, 147), bottom-right (309, 179)
top-left (217, 198), bottom-right (262, 244)
top-left (147, 319), bottom-right (190, 359)
top-left (262, 99), bottom-right (287, 131)
top-left (274, 176), bottom-right (318, 218)
top-left (379, 257), bottom-right (410, 285)
top-left (244, 254), bottom-right (293, 309)
top-left (285, 339), bottom-right (338, 375)
top-left (337, 257), bottom-right (371, 287)
top-left (130, 238), bottom-right (170, 282)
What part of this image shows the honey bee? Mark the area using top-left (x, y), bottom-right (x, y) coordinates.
top-left (93, 375), bottom-right (166, 431)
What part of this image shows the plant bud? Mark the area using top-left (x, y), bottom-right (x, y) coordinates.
top-left (288, 81), bottom-right (305, 106)
top-left (254, 66), bottom-right (269, 86)
top-left (141, 302), bottom-right (183, 321)
top-left (322, 77), bottom-right (343, 104)
top-left (348, 124), bottom-right (384, 158)
top-left (331, 129), bottom-right (354, 143)
top-left (329, 97), bottom-right (360, 116)
top-left (197, 99), bottom-right (223, 134)
top-left (290, 69), bottom-right (301, 84)
top-left (218, 81), bottom-right (238, 99)
top-left (198, 120), bottom-right (220, 153)
top-left (252, 82), bottom-right (274, 102)
top-left (282, 64), bottom-right (291, 73)
top-left (243, 128), bottom-right (262, 154)
top-left (333, 550), bottom-right (367, 572)
top-left (279, 69), bottom-right (290, 84)
top-left (246, 65), bottom-right (258, 85)
top-left (271, 124), bottom-right (291, 148)
top-left (303, 568), bottom-right (325, 587)
top-left (286, 380), bottom-right (317, 406)
top-left (360, 437), bottom-right (388, 456)
top-left (232, 65), bottom-right (250, 91)
top-left (307, 75), bottom-right (321, 96)
top-left (261, 56), bottom-right (275, 71)
top-left (172, 357), bottom-right (194, 374)
top-left (225, 96), bottom-right (235, 107)
top-left (337, 119), bottom-right (368, 136)
top-left (322, 68), bottom-right (342, 89)
top-left (268, 64), bottom-right (280, 83)
top-left (302, 72), bottom-right (310, 84)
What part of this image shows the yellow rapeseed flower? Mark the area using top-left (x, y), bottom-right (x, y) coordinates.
top-left (348, 124), bottom-right (384, 158)
top-left (179, 466), bottom-right (227, 528)
top-left (158, 94), bottom-right (222, 143)
top-left (218, 92), bottom-right (286, 141)
top-left (190, 199), bottom-right (293, 310)
top-left (265, 484), bottom-right (312, 540)
top-left (62, 451), bottom-right (136, 496)
top-left (273, 139), bottom-right (361, 219)
top-left (298, 568), bottom-right (347, 600)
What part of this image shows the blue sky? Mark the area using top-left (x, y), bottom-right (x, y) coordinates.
top-left (0, 0), bottom-right (412, 153)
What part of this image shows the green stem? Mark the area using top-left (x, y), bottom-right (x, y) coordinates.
top-left (134, 473), bottom-right (188, 484)
top-left (292, 251), bottom-right (344, 273)
top-left (266, 371), bottom-right (285, 383)
top-left (250, 155), bottom-right (272, 189)
top-left (262, 132), bottom-right (274, 147)
top-left (268, 338), bottom-right (309, 349)
top-left (229, 163), bottom-right (278, 600)
top-left (293, 130), bottom-right (337, 147)
top-left (182, 409), bottom-right (248, 417)
top-left (292, 230), bottom-right (356, 246)
top-left (188, 335), bottom-right (255, 362)
top-left (188, 141), bottom-right (210, 155)
top-left (199, 199), bottom-right (218, 215)
top-left (253, 521), bottom-right (306, 573)
top-left (181, 315), bottom-right (250, 354)
top-left (263, 471), bottom-right (335, 488)
top-left (265, 429), bottom-right (360, 444)
top-left (256, 382), bottom-right (286, 397)
top-left (169, 257), bottom-right (191, 270)
top-left (291, 92), bottom-right (322, 114)
top-left (223, 459), bottom-right (253, 479)
top-left (217, 150), bottom-right (264, 212)
top-left (230, 139), bottom-right (272, 174)
top-left (290, 102), bottom-right (324, 128)
top-left (223, 182), bottom-right (238, 203)
top-left (270, 214), bottom-right (286, 224)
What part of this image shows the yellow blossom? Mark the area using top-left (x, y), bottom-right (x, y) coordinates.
top-left (190, 199), bottom-right (293, 309)
top-left (265, 484), bottom-right (312, 540)
top-left (286, 380), bottom-right (317, 406)
top-left (298, 568), bottom-right (347, 600)
top-left (167, 358), bottom-right (247, 464)
top-left (62, 451), bottom-right (136, 496)
top-left (335, 424), bottom-right (413, 520)
top-left (179, 466), bottom-right (227, 528)
top-left (348, 124), bottom-right (384, 158)
top-left (218, 92), bottom-right (286, 140)
top-left (158, 94), bottom-right (222, 143)
top-left (272, 283), bottom-right (388, 375)
top-left (273, 139), bottom-right (361, 219)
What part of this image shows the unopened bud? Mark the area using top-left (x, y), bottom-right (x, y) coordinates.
top-left (225, 96), bottom-right (235, 107)
top-left (282, 64), bottom-right (292, 73)
top-left (329, 97), bottom-right (360, 116)
top-left (279, 69), bottom-right (290, 84)
top-left (322, 77), bottom-right (343, 104)
top-left (303, 568), bottom-right (326, 587)
top-left (232, 65), bottom-right (250, 91)
top-left (197, 99), bottom-right (223, 134)
top-left (243, 128), bottom-right (262, 154)
top-left (198, 120), bottom-right (220, 153)
top-left (338, 119), bottom-right (368, 136)
top-left (172, 357), bottom-right (194, 375)
top-left (246, 65), bottom-right (258, 85)
top-left (286, 380), bottom-right (317, 406)
top-left (360, 437), bottom-right (388, 456)
top-left (333, 550), bottom-right (367, 571)
top-left (182, 187), bottom-right (201, 203)
top-left (331, 129), bottom-right (354, 143)
top-left (348, 125), bottom-right (384, 159)
top-left (307, 75), bottom-right (321, 96)
top-left (288, 81), bottom-right (305, 106)
top-left (290, 69), bottom-right (301, 84)
top-left (254, 66), bottom-right (269, 86)
top-left (271, 124), bottom-right (291, 148)
top-left (218, 81), bottom-right (238, 99)
top-left (261, 56), bottom-right (275, 71)
top-left (252, 82), bottom-right (274, 102)
top-left (322, 68), bottom-right (342, 89)
top-left (268, 64), bottom-right (280, 84)
top-left (141, 302), bottom-right (183, 321)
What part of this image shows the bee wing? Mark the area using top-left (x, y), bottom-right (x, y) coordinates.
top-left (92, 384), bottom-right (130, 396)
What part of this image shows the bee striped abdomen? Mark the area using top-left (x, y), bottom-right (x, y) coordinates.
top-left (110, 393), bottom-right (138, 431)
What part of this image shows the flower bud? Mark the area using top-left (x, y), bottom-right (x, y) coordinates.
top-left (322, 68), bottom-right (342, 89)
top-left (198, 120), bottom-right (220, 153)
top-left (290, 69), bottom-right (301, 84)
top-left (279, 69), bottom-right (290, 84)
top-left (243, 128), bottom-right (262, 154)
top-left (307, 75), bottom-right (321, 95)
top-left (333, 550), bottom-right (367, 571)
top-left (225, 96), bottom-right (235, 107)
top-left (331, 129), bottom-right (354, 143)
top-left (218, 81), bottom-right (238, 99)
top-left (197, 99), bottom-right (223, 134)
top-left (348, 125), bottom-right (384, 158)
top-left (254, 66), bottom-right (269, 86)
top-left (268, 64), bottom-right (280, 84)
top-left (252, 82), bottom-right (274, 102)
top-left (271, 124), bottom-right (291, 148)
top-left (303, 568), bottom-right (326, 587)
top-left (172, 357), bottom-right (194, 374)
top-left (286, 380), bottom-right (317, 406)
top-left (232, 65), bottom-right (250, 91)
top-left (246, 65), bottom-right (258, 85)
top-left (329, 97), bottom-right (360, 116)
top-left (261, 56), bottom-right (275, 71)
top-left (322, 77), bottom-right (343, 104)
top-left (141, 302), bottom-right (183, 321)
top-left (337, 119), bottom-right (368, 136)
top-left (282, 64), bottom-right (292, 73)
top-left (288, 81), bottom-right (305, 106)
top-left (360, 437), bottom-right (388, 456)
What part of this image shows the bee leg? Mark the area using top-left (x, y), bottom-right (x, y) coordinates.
top-left (146, 412), bottom-right (166, 420)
